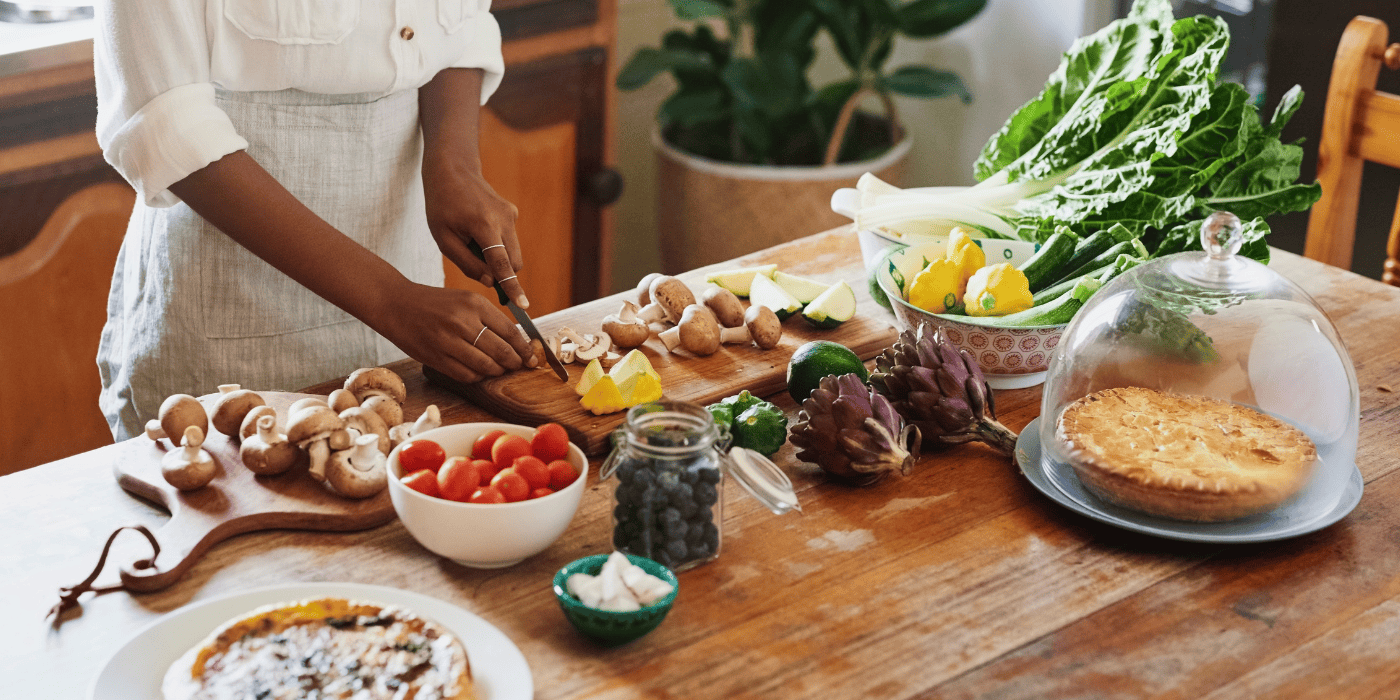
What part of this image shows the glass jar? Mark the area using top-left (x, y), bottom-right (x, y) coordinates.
top-left (601, 400), bottom-right (798, 572)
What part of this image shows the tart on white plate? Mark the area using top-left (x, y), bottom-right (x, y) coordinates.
top-left (1056, 387), bottom-right (1317, 522)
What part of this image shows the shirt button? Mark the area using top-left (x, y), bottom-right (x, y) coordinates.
top-left (400, 26), bottom-right (414, 40)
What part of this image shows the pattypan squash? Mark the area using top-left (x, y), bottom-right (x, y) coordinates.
top-left (947, 227), bottom-right (986, 286)
top-left (964, 263), bottom-right (1034, 317)
top-left (906, 258), bottom-right (964, 314)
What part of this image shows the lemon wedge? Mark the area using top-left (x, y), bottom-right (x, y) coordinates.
top-left (575, 358), bottom-right (605, 397)
top-left (619, 371), bottom-right (663, 406)
top-left (608, 349), bottom-right (659, 384)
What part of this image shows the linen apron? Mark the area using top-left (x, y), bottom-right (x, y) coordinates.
top-left (98, 87), bottom-right (443, 440)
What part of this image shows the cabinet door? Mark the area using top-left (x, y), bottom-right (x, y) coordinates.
top-left (442, 47), bottom-right (613, 316)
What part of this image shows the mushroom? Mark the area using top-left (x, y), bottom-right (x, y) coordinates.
top-left (344, 367), bottom-right (407, 407)
top-left (325, 433), bottom-right (388, 499)
top-left (144, 394), bottom-right (208, 443)
top-left (658, 304), bottom-right (721, 355)
top-left (601, 301), bottom-right (650, 349)
top-left (240, 414), bottom-right (300, 476)
top-left (636, 272), bottom-right (662, 306)
top-left (328, 388), bottom-right (359, 413)
top-left (286, 405), bottom-right (345, 482)
top-left (719, 305), bottom-right (783, 350)
top-left (558, 341), bottom-right (577, 364)
top-left (599, 351), bottom-right (623, 370)
top-left (240, 404), bottom-right (279, 441)
top-left (635, 276), bottom-right (695, 326)
top-left (701, 286), bottom-right (745, 328)
top-left (161, 425), bottom-right (216, 491)
top-left (557, 328), bottom-right (611, 362)
top-left (361, 394), bottom-right (403, 428)
top-left (339, 406), bottom-right (390, 455)
top-left (210, 384), bottom-right (265, 439)
top-left (389, 405), bottom-right (442, 450)
top-left (288, 397), bottom-right (329, 417)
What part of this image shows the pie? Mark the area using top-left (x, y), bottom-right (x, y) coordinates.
top-left (162, 597), bottom-right (474, 700)
top-left (1055, 387), bottom-right (1317, 522)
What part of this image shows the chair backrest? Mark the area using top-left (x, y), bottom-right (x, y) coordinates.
top-left (0, 182), bottom-right (134, 474)
top-left (1305, 16), bottom-right (1400, 286)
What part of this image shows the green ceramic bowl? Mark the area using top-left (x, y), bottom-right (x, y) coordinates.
top-left (552, 553), bottom-right (679, 645)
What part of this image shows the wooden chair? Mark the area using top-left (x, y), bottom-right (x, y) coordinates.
top-left (0, 182), bottom-right (134, 474)
top-left (1305, 16), bottom-right (1400, 285)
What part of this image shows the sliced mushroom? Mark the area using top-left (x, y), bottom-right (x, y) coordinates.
top-left (557, 328), bottom-right (610, 362)
top-left (702, 286), bottom-right (745, 328)
top-left (339, 406), bottom-right (390, 454)
top-left (240, 414), bottom-right (300, 476)
top-left (210, 384), bottom-right (265, 439)
top-left (344, 367), bottom-right (407, 406)
top-left (145, 394), bottom-right (208, 442)
top-left (161, 425), bottom-right (216, 491)
top-left (328, 388), bottom-right (360, 413)
top-left (599, 351), bottom-right (623, 370)
top-left (558, 342), bottom-right (577, 364)
top-left (389, 405), bottom-right (442, 450)
top-left (636, 272), bottom-right (662, 306)
top-left (286, 405), bottom-right (345, 482)
top-left (658, 304), bottom-right (721, 355)
top-left (636, 276), bottom-right (695, 326)
top-left (325, 433), bottom-right (388, 499)
top-left (240, 404), bottom-right (279, 441)
top-left (719, 305), bottom-right (783, 350)
top-left (602, 301), bottom-right (650, 349)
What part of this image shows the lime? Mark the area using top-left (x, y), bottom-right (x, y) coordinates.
top-left (786, 340), bottom-right (868, 404)
top-left (732, 402), bottom-right (788, 457)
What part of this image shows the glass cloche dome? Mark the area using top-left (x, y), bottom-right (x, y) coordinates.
top-left (1038, 212), bottom-right (1360, 530)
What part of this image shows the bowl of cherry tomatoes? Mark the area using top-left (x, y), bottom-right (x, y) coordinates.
top-left (387, 422), bottom-right (588, 569)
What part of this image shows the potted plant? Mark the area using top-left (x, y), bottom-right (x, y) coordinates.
top-left (618, 0), bottom-right (987, 272)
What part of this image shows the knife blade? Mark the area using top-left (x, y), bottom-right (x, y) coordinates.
top-left (467, 240), bottom-right (570, 382)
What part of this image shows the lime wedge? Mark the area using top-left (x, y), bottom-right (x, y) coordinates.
top-left (801, 281), bottom-right (857, 330)
top-left (704, 264), bottom-right (778, 298)
top-left (772, 271), bottom-right (831, 305)
top-left (748, 273), bottom-right (802, 321)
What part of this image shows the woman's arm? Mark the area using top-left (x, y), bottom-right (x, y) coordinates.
top-left (168, 152), bottom-right (535, 383)
top-left (418, 67), bottom-right (531, 310)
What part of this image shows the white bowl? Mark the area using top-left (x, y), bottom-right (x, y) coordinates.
top-left (387, 423), bottom-right (589, 569)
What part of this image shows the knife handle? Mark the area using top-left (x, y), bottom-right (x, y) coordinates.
top-left (466, 240), bottom-right (510, 306)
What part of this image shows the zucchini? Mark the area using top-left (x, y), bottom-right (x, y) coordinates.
top-left (1016, 230), bottom-right (1079, 292)
top-left (1060, 223), bottom-right (1134, 277)
top-left (1048, 237), bottom-right (1148, 288)
top-left (939, 277), bottom-right (1102, 327)
top-left (1030, 253), bottom-right (1144, 306)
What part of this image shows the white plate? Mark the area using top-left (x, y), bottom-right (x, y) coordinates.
top-left (89, 582), bottom-right (533, 700)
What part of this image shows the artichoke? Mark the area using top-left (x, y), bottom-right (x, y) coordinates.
top-left (869, 322), bottom-right (1018, 455)
top-left (789, 373), bottom-right (920, 486)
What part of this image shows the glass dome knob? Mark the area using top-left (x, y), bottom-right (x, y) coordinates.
top-left (1202, 211), bottom-right (1243, 260)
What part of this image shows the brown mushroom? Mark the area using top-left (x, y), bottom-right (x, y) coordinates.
top-left (601, 301), bottom-right (650, 349)
top-left (636, 272), bottom-right (662, 306)
top-left (344, 367), bottom-right (407, 406)
top-left (339, 406), bottom-right (391, 455)
top-left (144, 394), bottom-right (208, 443)
top-left (288, 397), bottom-right (329, 418)
top-left (210, 384), bottom-right (265, 439)
top-left (161, 425), bottom-right (216, 491)
top-left (286, 405), bottom-right (345, 482)
top-left (389, 405), bottom-right (442, 450)
top-left (325, 433), bottom-right (388, 499)
top-left (719, 305), bottom-right (783, 350)
top-left (658, 304), bottom-right (721, 355)
top-left (240, 404), bottom-right (279, 441)
top-left (240, 414), bottom-right (300, 476)
top-left (701, 286), bottom-right (745, 328)
top-left (327, 388), bottom-right (359, 413)
top-left (361, 394), bottom-right (403, 428)
top-left (636, 276), bottom-right (695, 326)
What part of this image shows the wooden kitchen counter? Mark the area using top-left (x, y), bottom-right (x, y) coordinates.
top-left (3, 227), bottom-right (1399, 699)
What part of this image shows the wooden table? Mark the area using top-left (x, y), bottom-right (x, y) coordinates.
top-left (4, 229), bottom-right (1399, 699)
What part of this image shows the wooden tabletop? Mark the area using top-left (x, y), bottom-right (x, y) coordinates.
top-left (3, 228), bottom-right (1398, 699)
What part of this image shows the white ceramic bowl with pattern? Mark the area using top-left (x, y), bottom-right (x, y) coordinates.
top-left (872, 238), bottom-right (1063, 390)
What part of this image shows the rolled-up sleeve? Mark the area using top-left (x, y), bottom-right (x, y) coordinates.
top-left (95, 0), bottom-right (248, 208)
top-left (448, 2), bottom-right (504, 103)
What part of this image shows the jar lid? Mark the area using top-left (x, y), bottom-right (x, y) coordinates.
top-left (727, 447), bottom-right (800, 515)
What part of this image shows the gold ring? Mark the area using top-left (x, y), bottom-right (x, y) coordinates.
top-left (472, 327), bottom-right (489, 346)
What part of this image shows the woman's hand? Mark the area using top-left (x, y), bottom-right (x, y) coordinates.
top-left (374, 280), bottom-right (538, 384)
top-left (422, 157), bottom-right (530, 309)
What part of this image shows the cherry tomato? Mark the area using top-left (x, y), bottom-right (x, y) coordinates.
top-left (547, 459), bottom-right (580, 490)
top-left (468, 486), bottom-right (506, 504)
top-left (491, 435), bottom-right (532, 472)
top-left (490, 467), bottom-right (530, 502)
top-left (531, 423), bottom-right (570, 463)
top-left (471, 429), bottom-right (506, 461)
top-left (529, 487), bottom-right (555, 500)
top-left (473, 458), bottom-right (501, 485)
top-left (512, 455), bottom-right (551, 491)
top-left (401, 469), bottom-right (441, 498)
top-left (399, 439), bottom-right (446, 475)
top-left (437, 456), bottom-right (481, 502)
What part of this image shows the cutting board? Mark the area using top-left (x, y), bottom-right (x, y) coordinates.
top-left (113, 392), bottom-right (395, 592)
top-left (428, 229), bottom-right (899, 455)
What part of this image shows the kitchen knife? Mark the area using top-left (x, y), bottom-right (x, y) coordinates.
top-left (467, 240), bottom-right (570, 382)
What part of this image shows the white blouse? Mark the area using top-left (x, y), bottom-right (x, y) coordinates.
top-left (95, 0), bottom-right (504, 207)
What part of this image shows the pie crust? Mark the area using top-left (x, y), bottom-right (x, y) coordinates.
top-left (162, 597), bottom-right (474, 700)
top-left (1056, 387), bottom-right (1317, 522)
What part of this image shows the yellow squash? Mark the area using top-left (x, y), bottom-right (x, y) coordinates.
top-left (964, 263), bottom-right (1034, 317)
top-left (947, 227), bottom-right (986, 287)
top-left (906, 258), bottom-right (964, 314)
